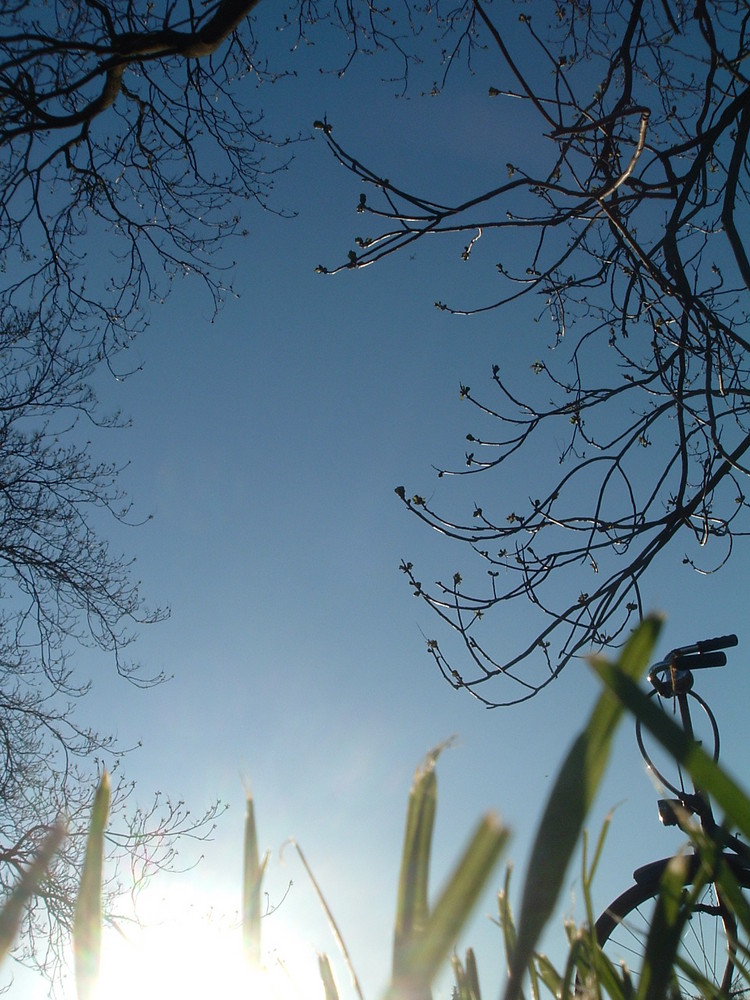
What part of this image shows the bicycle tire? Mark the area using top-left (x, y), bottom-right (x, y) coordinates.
top-left (595, 855), bottom-right (750, 998)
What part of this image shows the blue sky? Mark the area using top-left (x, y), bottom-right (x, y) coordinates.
top-left (10, 6), bottom-right (750, 998)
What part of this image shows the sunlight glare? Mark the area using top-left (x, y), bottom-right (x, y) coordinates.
top-left (93, 887), bottom-right (323, 1000)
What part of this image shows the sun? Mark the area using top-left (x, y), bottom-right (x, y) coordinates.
top-left (92, 887), bottom-right (323, 1000)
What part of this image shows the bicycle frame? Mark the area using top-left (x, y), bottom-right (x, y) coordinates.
top-left (635, 633), bottom-right (750, 862)
top-left (593, 633), bottom-right (750, 997)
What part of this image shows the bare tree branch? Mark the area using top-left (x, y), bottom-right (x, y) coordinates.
top-left (324, 0), bottom-right (750, 705)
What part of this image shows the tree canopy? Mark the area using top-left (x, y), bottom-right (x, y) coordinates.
top-left (320, 0), bottom-right (750, 705)
top-left (0, 293), bottom-right (229, 986)
top-left (2, 0), bottom-right (433, 347)
top-left (2, 0), bottom-right (279, 352)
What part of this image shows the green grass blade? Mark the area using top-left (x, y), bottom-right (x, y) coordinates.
top-left (570, 931), bottom-right (631, 1000)
top-left (582, 818), bottom-right (613, 930)
top-left (74, 772), bottom-right (110, 1000)
top-left (680, 823), bottom-right (750, 939)
top-left (452, 948), bottom-right (482, 1000)
top-left (534, 952), bottom-right (562, 998)
top-left (561, 935), bottom-right (590, 1000)
top-left (672, 954), bottom-right (732, 1000)
top-left (635, 854), bottom-right (694, 1000)
top-left (242, 791), bottom-right (269, 970)
top-left (464, 947), bottom-right (482, 1000)
top-left (504, 616), bottom-right (662, 1000)
top-left (290, 840), bottom-right (365, 1000)
top-left (497, 869), bottom-right (540, 1000)
top-left (387, 812), bottom-right (509, 999)
top-left (0, 821), bottom-right (66, 965)
top-left (497, 870), bottom-right (516, 975)
top-left (318, 953), bottom-right (340, 1000)
top-left (392, 745), bottom-right (445, 994)
top-left (713, 856), bottom-right (750, 939)
top-left (452, 953), bottom-right (470, 1000)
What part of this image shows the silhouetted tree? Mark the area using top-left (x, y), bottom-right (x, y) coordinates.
top-left (0, 309), bottom-right (226, 984)
top-left (320, 0), bottom-right (750, 705)
top-left (0, 0), bottom-right (424, 979)
top-left (0, 0), bottom-right (427, 351)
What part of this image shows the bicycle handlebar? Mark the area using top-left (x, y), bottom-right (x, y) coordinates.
top-left (670, 651), bottom-right (727, 671)
top-left (647, 634), bottom-right (738, 692)
top-left (669, 634), bottom-right (738, 658)
top-left (690, 633), bottom-right (738, 654)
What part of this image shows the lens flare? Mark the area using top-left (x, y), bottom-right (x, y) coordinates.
top-left (91, 887), bottom-right (323, 1000)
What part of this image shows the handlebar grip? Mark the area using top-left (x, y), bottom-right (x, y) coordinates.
top-left (674, 651), bottom-right (727, 670)
top-left (697, 633), bottom-right (738, 652)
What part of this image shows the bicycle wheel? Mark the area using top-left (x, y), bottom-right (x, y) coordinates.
top-left (595, 856), bottom-right (750, 998)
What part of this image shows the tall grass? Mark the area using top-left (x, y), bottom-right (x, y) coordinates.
top-left (5, 616), bottom-right (750, 998)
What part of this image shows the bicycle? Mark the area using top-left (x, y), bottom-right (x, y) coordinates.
top-left (593, 633), bottom-right (750, 997)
